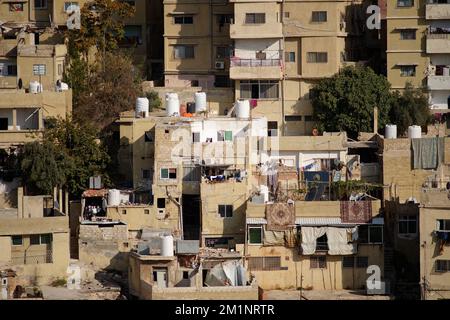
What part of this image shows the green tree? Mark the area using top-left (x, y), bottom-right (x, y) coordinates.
top-left (389, 83), bottom-right (432, 136)
top-left (311, 66), bottom-right (394, 138)
top-left (145, 90), bottom-right (162, 112)
top-left (19, 117), bottom-right (110, 197)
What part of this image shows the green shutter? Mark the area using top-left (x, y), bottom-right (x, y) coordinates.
top-left (225, 131), bottom-right (232, 141)
top-left (249, 228), bottom-right (262, 244)
top-left (161, 168), bottom-right (169, 179)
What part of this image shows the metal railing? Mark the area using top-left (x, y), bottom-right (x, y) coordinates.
top-left (230, 58), bottom-right (281, 67)
top-left (11, 250), bottom-right (53, 265)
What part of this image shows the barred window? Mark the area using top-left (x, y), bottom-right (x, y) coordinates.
top-left (307, 52), bottom-right (328, 63)
top-left (245, 13), bottom-right (265, 24)
top-left (436, 260), bottom-right (450, 272)
top-left (310, 256), bottom-right (327, 269)
top-left (356, 256), bottom-right (369, 268)
top-left (312, 11), bottom-right (327, 22)
top-left (173, 45), bottom-right (194, 59)
top-left (342, 256), bottom-right (354, 268)
top-left (400, 66), bottom-right (416, 77)
top-left (174, 16), bottom-right (193, 24)
top-left (397, 0), bottom-right (413, 7)
top-left (240, 80), bottom-right (279, 99)
top-left (400, 29), bottom-right (416, 40)
top-left (248, 256), bottom-right (281, 271)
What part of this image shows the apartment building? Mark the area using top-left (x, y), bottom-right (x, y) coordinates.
top-left (163, 0), bottom-right (375, 136)
top-left (386, 0), bottom-right (450, 113)
top-left (0, 187), bottom-right (70, 286)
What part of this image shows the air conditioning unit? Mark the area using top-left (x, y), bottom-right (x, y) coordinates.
top-left (215, 61), bottom-right (225, 69)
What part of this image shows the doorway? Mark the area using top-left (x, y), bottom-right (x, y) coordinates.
top-left (182, 194), bottom-right (200, 240)
top-left (153, 268), bottom-right (168, 288)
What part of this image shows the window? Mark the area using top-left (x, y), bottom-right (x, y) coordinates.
top-left (174, 16), bottom-right (193, 24)
top-left (35, 0), bottom-right (47, 9)
top-left (285, 115), bottom-right (302, 122)
top-left (310, 256), bottom-right (327, 269)
top-left (368, 225), bottom-right (383, 244)
top-left (245, 13), bottom-right (266, 24)
top-left (397, 0), bottom-right (413, 7)
top-left (436, 260), bottom-right (450, 272)
top-left (218, 204), bottom-right (233, 218)
top-left (57, 63), bottom-right (63, 76)
top-left (248, 256), bottom-right (281, 271)
top-left (64, 2), bottom-right (79, 11)
top-left (342, 256), bottom-right (354, 268)
top-left (356, 256), bottom-right (369, 268)
top-left (121, 209), bottom-right (127, 215)
top-left (160, 168), bottom-right (176, 179)
top-left (224, 131), bottom-right (232, 141)
top-left (217, 14), bottom-right (233, 25)
top-left (144, 131), bottom-right (153, 142)
top-left (122, 25), bottom-right (142, 46)
top-left (307, 52), bottom-right (328, 63)
top-left (192, 132), bottom-right (200, 143)
top-left (183, 166), bottom-right (200, 182)
top-left (248, 226), bottom-right (263, 244)
top-left (30, 235), bottom-right (40, 245)
top-left (316, 234), bottom-right (329, 251)
top-left (173, 45), bottom-right (194, 59)
top-left (240, 80), bottom-right (279, 99)
top-left (12, 235), bottom-right (23, 246)
top-left (142, 169), bottom-right (151, 179)
top-left (400, 29), bottom-right (416, 40)
top-left (144, 209), bottom-right (150, 215)
top-left (40, 234), bottom-right (52, 244)
top-left (157, 198), bottom-right (166, 209)
top-left (398, 215), bottom-right (417, 235)
top-left (285, 52), bottom-right (296, 62)
top-left (7, 65), bottom-right (17, 76)
top-left (312, 11), bottom-right (327, 22)
top-left (284, 12), bottom-right (290, 18)
top-left (214, 75), bottom-right (232, 88)
top-left (437, 219), bottom-right (450, 231)
top-left (33, 64), bottom-right (46, 75)
top-left (216, 46), bottom-right (230, 59)
top-left (183, 271), bottom-right (189, 279)
top-left (268, 121), bottom-right (278, 137)
top-left (400, 65), bottom-right (416, 77)
top-left (9, 3), bottom-right (24, 11)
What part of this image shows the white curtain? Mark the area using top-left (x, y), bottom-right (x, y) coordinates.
top-left (300, 227), bottom-right (327, 255)
top-left (326, 227), bottom-right (358, 255)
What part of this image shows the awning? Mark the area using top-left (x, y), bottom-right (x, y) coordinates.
top-left (246, 217), bottom-right (268, 225)
top-left (395, 62), bottom-right (419, 66)
top-left (295, 217), bottom-right (359, 226)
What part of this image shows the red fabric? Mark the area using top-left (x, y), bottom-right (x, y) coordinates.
top-left (340, 200), bottom-right (372, 223)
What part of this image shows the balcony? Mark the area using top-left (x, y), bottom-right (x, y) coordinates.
top-left (426, 4), bottom-right (450, 19)
top-left (426, 32), bottom-right (450, 53)
top-left (230, 58), bottom-right (282, 79)
top-left (428, 75), bottom-right (450, 90)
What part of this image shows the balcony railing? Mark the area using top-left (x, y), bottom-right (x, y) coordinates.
top-left (428, 32), bottom-right (450, 39)
top-left (230, 58), bottom-right (281, 67)
top-left (11, 250), bottom-right (53, 265)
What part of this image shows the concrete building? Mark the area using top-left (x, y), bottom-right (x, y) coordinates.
top-left (386, 0), bottom-right (450, 117)
top-left (0, 187), bottom-right (70, 287)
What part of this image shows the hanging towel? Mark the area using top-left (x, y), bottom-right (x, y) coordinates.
top-left (326, 227), bottom-right (357, 255)
top-left (412, 137), bottom-right (445, 169)
top-left (300, 227), bottom-right (327, 255)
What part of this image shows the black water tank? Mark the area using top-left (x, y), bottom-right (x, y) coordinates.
top-left (187, 102), bottom-right (195, 113)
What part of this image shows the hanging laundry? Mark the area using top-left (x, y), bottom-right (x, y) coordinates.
top-left (340, 200), bottom-right (372, 223)
top-left (412, 137), bottom-right (445, 170)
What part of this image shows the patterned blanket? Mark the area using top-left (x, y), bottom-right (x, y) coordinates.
top-left (340, 200), bottom-right (372, 223)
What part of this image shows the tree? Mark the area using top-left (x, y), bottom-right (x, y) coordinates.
top-left (145, 90), bottom-right (162, 112)
top-left (389, 83), bottom-right (432, 136)
top-left (19, 117), bottom-right (110, 197)
top-left (311, 66), bottom-right (394, 138)
top-left (73, 51), bottom-right (141, 130)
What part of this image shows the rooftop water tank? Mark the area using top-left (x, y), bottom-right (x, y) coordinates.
top-left (107, 189), bottom-right (121, 206)
top-left (408, 125), bottom-right (421, 139)
top-left (385, 124), bottom-right (397, 139)
top-left (29, 81), bottom-right (42, 94)
top-left (160, 235), bottom-right (174, 256)
top-left (166, 93), bottom-right (180, 117)
top-left (135, 97), bottom-right (149, 118)
top-left (235, 99), bottom-right (250, 118)
top-left (194, 92), bottom-right (207, 113)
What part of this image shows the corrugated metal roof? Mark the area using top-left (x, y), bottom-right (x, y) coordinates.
top-left (295, 217), bottom-right (358, 226)
top-left (246, 217), bottom-right (267, 224)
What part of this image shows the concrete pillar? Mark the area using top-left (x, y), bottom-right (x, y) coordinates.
top-left (38, 108), bottom-right (43, 130)
top-left (17, 187), bottom-right (23, 218)
top-left (373, 106), bottom-right (378, 134)
top-left (65, 189), bottom-right (69, 215)
top-left (59, 187), bottom-right (63, 212)
top-left (12, 109), bottom-right (17, 130)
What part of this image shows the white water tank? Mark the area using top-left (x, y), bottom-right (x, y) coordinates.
top-left (135, 97), bottom-right (149, 118)
top-left (60, 82), bottom-right (69, 91)
top-left (235, 99), bottom-right (250, 118)
top-left (29, 81), bottom-right (42, 94)
top-left (194, 92), bottom-right (207, 113)
top-left (166, 93), bottom-right (180, 117)
top-left (385, 124), bottom-right (397, 139)
top-left (408, 125), bottom-right (422, 139)
top-left (108, 189), bottom-right (121, 206)
top-left (160, 235), bottom-right (174, 256)
top-left (260, 185), bottom-right (269, 203)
